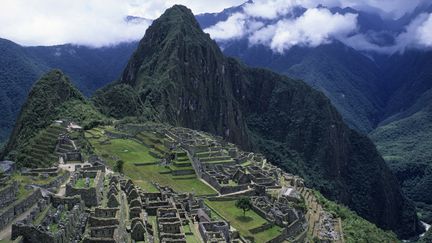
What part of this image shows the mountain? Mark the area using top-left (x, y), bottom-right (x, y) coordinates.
top-left (0, 39), bottom-right (137, 144)
top-left (221, 40), bottom-right (385, 133)
top-left (196, 2), bottom-right (432, 227)
top-left (370, 50), bottom-right (432, 223)
top-left (0, 38), bottom-right (49, 145)
top-left (94, 5), bottom-right (422, 238)
top-left (1, 70), bottom-right (105, 167)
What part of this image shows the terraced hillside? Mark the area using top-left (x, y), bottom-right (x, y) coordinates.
top-left (18, 124), bottom-right (66, 168)
top-left (85, 127), bottom-right (217, 196)
top-left (82, 123), bottom-right (399, 243)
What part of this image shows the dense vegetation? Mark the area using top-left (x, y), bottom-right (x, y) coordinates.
top-left (314, 191), bottom-right (400, 243)
top-left (0, 38), bottom-right (48, 143)
top-left (0, 39), bottom-right (136, 144)
top-left (1, 70), bottom-right (106, 167)
top-left (371, 107), bottom-right (432, 223)
top-left (92, 5), bottom-right (421, 238)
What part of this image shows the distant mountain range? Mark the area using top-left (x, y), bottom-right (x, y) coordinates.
top-left (1, 1), bottom-right (432, 237)
top-left (0, 38), bottom-right (137, 143)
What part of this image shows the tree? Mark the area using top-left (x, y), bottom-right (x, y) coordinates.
top-left (235, 197), bottom-right (252, 216)
top-left (115, 160), bottom-right (124, 174)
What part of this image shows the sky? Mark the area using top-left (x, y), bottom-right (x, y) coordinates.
top-left (0, 0), bottom-right (244, 47)
top-left (0, 0), bottom-right (431, 53)
top-left (204, 0), bottom-right (432, 53)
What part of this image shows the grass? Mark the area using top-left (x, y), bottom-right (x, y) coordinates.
top-left (88, 131), bottom-right (216, 196)
top-left (74, 178), bottom-right (94, 188)
top-left (49, 223), bottom-right (58, 233)
top-left (205, 199), bottom-right (282, 242)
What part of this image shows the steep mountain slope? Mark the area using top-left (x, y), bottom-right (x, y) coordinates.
top-left (0, 39), bottom-right (137, 145)
top-left (222, 41), bottom-right (384, 133)
top-left (0, 38), bottom-right (49, 144)
top-left (94, 5), bottom-right (421, 238)
top-left (26, 42), bottom-right (138, 95)
top-left (1, 70), bottom-right (105, 167)
top-left (371, 51), bottom-right (432, 223)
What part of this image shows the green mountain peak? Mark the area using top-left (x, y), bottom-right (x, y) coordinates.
top-left (2, 69), bottom-right (103, 166)
top-left (93, 5), bottom-right (422, 238)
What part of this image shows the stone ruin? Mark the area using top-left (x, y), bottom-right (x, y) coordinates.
top-left (12, 195), bottom-right (88, 243)
top-left (65, 169), bottom-right (105, 207)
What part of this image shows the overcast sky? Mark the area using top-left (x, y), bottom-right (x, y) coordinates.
top-left (0, 0), bottom-right (245, 47)
top-left (0, 0), bottom-right (431, 53)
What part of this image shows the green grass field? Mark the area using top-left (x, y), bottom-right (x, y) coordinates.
top-left (205, 199), bottom-right (282, 242)
top-left (74, 178), bottom-right (94, 188)
top-left (87, 132), bottom-right (216, 196)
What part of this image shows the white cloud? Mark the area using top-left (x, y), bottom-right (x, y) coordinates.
top-left (204, 13), bottom-right (264, 41)
top-left (242, 0), bottom-right (430, 20)
top-left (243, 0), bottom-right (300, 19)
top-left (268, 8), bottom-right (358, 52)
top-left (0, 0), bottom-right (245, 47)
top-left (223, 7), bottom-right (358, 52)
top-left (204, 13), bottom-right (248, 40)
top-left (415, 14), bottom-right (432, 47)
top-left (203, 0), bottom-right (432, 53)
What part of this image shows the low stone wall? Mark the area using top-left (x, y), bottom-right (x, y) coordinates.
top-left (171, 169), bottom-right (195, 176)
top-left (0, 181), bottom-right (18, 208)
top-left (105, 131), bottom-right (132, 139)
top-left (0, 189), bottom-right (42, 230)
top-left (51, 195), bottom-right (82, 209)
top-left (207, 197), bottom-right (240, 201)
top-left (133, 162), bottom-right (158, 166)
top-left (66, 170), bottom-right (104, 207)
top-left (14, 189), bottom-right (42, 216)
top-left (0, 202), bottom-right (15, 230)
top-left (149, 150), bottom-right (162, 159)
top-left (80, 164), bottom-right (106, 172)
top-left (88, 217), bottom-right (119, 227)
top-left (219, 185), bottom-right (249, 195)
top-left (38, 171), bottom-right (70, 191)
top-left (249, 223), bottom-right (274, 234)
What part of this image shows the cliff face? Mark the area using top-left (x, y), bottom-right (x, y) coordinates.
top-left (94, 5), bottom-right (421, 237)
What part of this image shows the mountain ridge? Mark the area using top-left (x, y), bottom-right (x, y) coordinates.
top-left (94, 5), bottom-right (422, 238)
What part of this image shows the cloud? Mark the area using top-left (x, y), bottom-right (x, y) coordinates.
top-left (204, 13), bottom-right (264, 41)
top-left (393, 13), bottom-right (432, 52)
top-left (205, 7), bottom-right (358, 52)
top-left (242, 0), bottom-right (430, 20)
top-left (412, 14), bottom-right (432, 47)
top-left (243, 0), bottom-right (300, 19)
top-left (0, 0), bottom-right (245, 47)
top-left (203, 0), bottom-right (432, 54)
top-left (266, 8), bottom-right (358, 52)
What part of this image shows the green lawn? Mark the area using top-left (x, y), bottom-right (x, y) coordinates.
top-left (205, 199), bottom-right (282, 242)
top-left (88, 135), bottom-right (216, 196)
top-left (74, 178), bottom-right (94, 188)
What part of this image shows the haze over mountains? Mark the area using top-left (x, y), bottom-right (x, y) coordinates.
top-left (1, 0), bottom-right (432, 240)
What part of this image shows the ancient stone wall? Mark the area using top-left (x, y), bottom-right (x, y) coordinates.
top-left (38, 171), bottom-right (70, 190)
top-left (0, 181), bottom-right (18, 207)
top-left (0, 189), bottom-right (42, 230)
